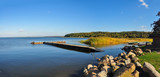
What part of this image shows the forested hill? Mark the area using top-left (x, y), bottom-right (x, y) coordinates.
top-left (64, 31), bottom-right (152, 38)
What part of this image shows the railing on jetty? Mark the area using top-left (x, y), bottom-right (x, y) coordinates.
top-left (31, 41), bottom-right (103, 53)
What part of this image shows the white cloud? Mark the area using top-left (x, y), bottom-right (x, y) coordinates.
top-left (140, 26), bottom-right (148, 31)
top-left (139, 0), bottom-right (149, 8)
top-left (19, 29), bottom-right (24, 32)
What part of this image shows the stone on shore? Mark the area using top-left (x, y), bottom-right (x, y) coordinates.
top-left (124, 58), bottom-right (131, 65)
top-left (98, 71), bottom-right (107, 77)
top-left (111, 66), bottom-right (120, 73)
top-left (109, 56), bottom-right (114, 60)
top-left (122, 46), bottom-right (135, 52)
top-left (145, 49), bottom-right (152, 53)
top-left (135, 62), bottom-right (142, 68)
top-left (143, 62), bottom-right (160, 77)
top-left (101, 66), bottom-right (111, 73)
top-left (87, 64), bottom-right (93, 70)
top-left (134, 48), bottom-right (143, 56)
top-left (132, 57), bottom-right (139, 63)
top-left (110, 62), bottom-right (116, 66)
top-left (128, 52), bottom-right (136, 58)
top-left (113, 63), bottom-right (136, 77)
top-left (132, 70), bottom-right (139, 77)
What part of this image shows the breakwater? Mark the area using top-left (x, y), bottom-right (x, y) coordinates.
top-left (31, 41), bottom-right (103, 53)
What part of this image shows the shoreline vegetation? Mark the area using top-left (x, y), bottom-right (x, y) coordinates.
top-left (65, 31), bottom-right (152, 38)
top-left (80, 37), bottom-right (153, 47)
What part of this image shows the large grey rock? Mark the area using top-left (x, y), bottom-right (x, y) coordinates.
top-left (108, 56), bottom-right (114, 60)
top-left (125, 58), bottom-right (131, 65)
top-left (118, 53), bottom-right (123, 57)
top-left (117, 62), bottom-right (125, 67)
top-left (87, 64), bottom-right (93, 70)
top-left (113, 63), bottom-right (136, 77)
top-left (143, 62), bottom-right (160, 77)
top-left (122, 46), bottom-right (135, 52)
top-left (83, 68), bottom-right (89, 76)
top-left (132, 57), bottom-right (139, 63)
top-left (122, 52), bottom-right (127, 56)
top-left (128, 52), bottom-right (136, 59)
top-left (134, 48), bottom-right (143, 56)
top-left (110, 62), bottom-right (116, 66)
top-left (111, 66), bottom-right (120, 73)
top-left (101, 66), bottom-right (111, 73)
top-left (84, 65), bottom-right (100, 77)
top-left (135, 62), bottom-right (142, 68)
top-left (98, 71), bottom-right (107, 77)
top-left (145, 49), bottom-right (152, 53)
top-left (132, 70), bottom-right (139, 77)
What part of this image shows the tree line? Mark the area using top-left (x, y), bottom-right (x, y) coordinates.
top-left (64, 31), bottom-right (152, 38)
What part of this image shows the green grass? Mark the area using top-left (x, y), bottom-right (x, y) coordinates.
top-left (138, 52), bottom-right (160, 73)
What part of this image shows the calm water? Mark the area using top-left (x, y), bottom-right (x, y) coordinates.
top-left (0, 37), bottom-right (125, 77)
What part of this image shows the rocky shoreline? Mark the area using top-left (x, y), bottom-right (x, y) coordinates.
top-left (83, 46), bottom-right (160, 77)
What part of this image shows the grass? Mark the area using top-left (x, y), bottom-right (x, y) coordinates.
top-left (138, 52), bottom-right (160, 73)
top-left (80, 37), bottom-right (153, 47)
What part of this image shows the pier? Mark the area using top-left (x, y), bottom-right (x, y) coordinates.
top-left (31, 41), bottom-right (103, 52)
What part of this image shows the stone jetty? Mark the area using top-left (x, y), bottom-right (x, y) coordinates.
top-left (31, 41), bottom-right (103, 52)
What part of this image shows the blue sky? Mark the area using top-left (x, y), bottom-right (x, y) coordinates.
top-left (0, 0), bottom-right (160, 37)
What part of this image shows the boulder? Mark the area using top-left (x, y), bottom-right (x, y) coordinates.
top-left (122, 46), bottom-right (135, 52)
top-left (111, 66), bottom-right (120, 73)
top-left (143, 62), bottom-right (160, 77)
top-left (110, 62), bottom-right (116, 66)
top-left (132, 70), bottom-right (139, 77)
top-left (101, 66), bottom-right (111, 74)
top-left (130, 54), bottom-right (136, 59)
top-left (109, 59), bottom-right (114, 63)
top-left (128, 52), bottom-right (136, 58)
top-left (102, 58), bottom-right (109, 63)
top-left (109, 56), bottom-right (114, 60)
top-left (98, 71), bottom-right (107, 77)
top-left (135, 62), bottom-right (143, 74)
top-left (135, 62), bottom-right (142, 68)
top-left (101, 55), bottom-right (109, 61)
top-left (134, 48), bottom-right (143, 56)
top-left (98, 62), bottom-right (108, 69)
top-left (83, 68), bottom-right (89, 76)
top-left (120, 58), bottom-right (126, 63)
top-left (118, 53), bottom-right (123, 57)
top-left (122, 52), bottom-right (127, 56)
top-left (124, 55), bottom-right (129, 59)
top-left (117, 62), bottom-right (125, 67)
top-left (87, 64), bottom-right (93, 70)
top-left (84, 65), bottom-right (100, 77)
top-left (113, 63), bottom-right (136, 77)
top-left (96, 58), bottom-right (101, 62)
top-left (125, 58), bottom-right (131, 65)
top-left (114, 57), bottom-right (119, 61)
top-left (145, 49), bottom-right (152, 53)
top-left (132, 57), bottom-right (139, 63)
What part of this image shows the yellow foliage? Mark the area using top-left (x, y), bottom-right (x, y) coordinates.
top-left (80, 37), bottom-right (153, 47)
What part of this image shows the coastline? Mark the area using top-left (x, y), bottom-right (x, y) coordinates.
top-left (83, 45), bottom-right (160, 77)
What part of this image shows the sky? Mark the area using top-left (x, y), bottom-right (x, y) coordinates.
top-left (0, 0), bottom-right (160, 37)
